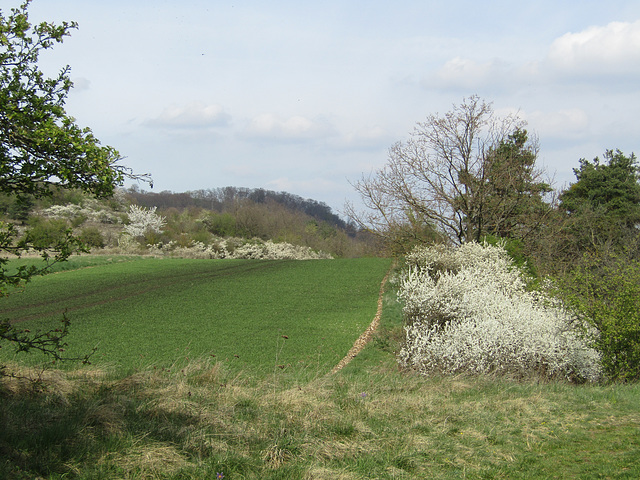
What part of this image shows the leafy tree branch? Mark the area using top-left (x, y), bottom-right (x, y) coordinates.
top-left (1, 1), bottom-right (147, 371)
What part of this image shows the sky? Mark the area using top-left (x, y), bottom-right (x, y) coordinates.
top-left (21, 0), bottom-right (640, 215)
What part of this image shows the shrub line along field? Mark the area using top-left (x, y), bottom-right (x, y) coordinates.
top-left (0, 256), bottom-right (393, 381)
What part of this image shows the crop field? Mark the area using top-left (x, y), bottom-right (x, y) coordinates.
top-left (0, 256), bottom-right (392, 380)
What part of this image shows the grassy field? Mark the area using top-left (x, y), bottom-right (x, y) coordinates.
top-left (1, 256), bottom-right (639, 479)
top-left (1, 256), bottom-right (392, 380)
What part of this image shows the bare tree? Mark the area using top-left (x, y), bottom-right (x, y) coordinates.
top-left (346, 96), bottom-right (551, 247)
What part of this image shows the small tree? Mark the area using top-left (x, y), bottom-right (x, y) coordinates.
top-left (560, 150), bottom-right (640, 223)
top-left (123, 205), bottom-right (166, 239)
top-left (0, 1), bottom-right (148, 368)
top-left (346, 96), bottom-right (552, 247)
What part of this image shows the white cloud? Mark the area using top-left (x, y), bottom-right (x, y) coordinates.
top-left (332, 125), bottom-right (392, 150)
top-left (524, 108), bottom-right (590, 141)
top-left (243, 114), bottom-right (335, 141)
top-left (547, 20), bottom-right (640, 76)
top-left (423, 57), bottom-right (512, 90)
top-left (148, 102), bottom-right (231, 129)
top-left (423, 19), bottom-right (640, 93)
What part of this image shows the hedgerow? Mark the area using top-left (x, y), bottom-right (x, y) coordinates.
top-left (398, 242), bottom-right (601, 382)
top-left (557, 252), bottom-right (640, 382)
top-left (40, 198), bottom-right (124, 225)
top-left (130, 236), bottom-right (332, 260)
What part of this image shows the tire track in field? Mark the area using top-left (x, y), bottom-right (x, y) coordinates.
top-left (4, 260), bottom-right (280, 324)
top-left (330, 261), bottom-right (395, 374)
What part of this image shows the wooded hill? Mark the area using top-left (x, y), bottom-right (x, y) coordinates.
top-left (0, 186), bottom-right (379, 258)
top-left (126, 186), bottom-right (350, 231)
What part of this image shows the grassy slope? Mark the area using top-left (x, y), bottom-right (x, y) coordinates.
top-left (1, 258), bottom-right (639, 479)
top-left (1, 256), bottom-right (392, 379)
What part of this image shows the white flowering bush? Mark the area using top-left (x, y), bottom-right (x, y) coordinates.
top-left (116, 233), bottom-right (144, 254)
top-left (145, 240), bottom-right (218, 258)
top-left (41, 198), bottom-right (122, 224)
top-left (229, 240), bottom-right (332, 260)
top-left (123, 205), bottom-right (166, 237)
top-left (398, 242), bottom-right (601, 382)
top-left (145, 237), bottom-right (332, 260)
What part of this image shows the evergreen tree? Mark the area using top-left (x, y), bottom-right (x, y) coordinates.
top-left (474, 128), bottom-right (552, 241)
top-left (558, 149), bottom-right (640, 253)
top-left (560, 149), bottom-right (640, 226)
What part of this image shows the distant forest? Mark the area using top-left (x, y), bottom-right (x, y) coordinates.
top-left (126, 186), bottom-right (351, 232)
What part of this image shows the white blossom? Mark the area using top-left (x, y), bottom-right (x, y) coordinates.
top-left (40, 199), bottom-right (122, 224)
top-left (123, 205), bottom-right (166, 237)
top-left (398, 242), bottom-right (601, 382)
top-left (142, 236), bottom-right (332, 260)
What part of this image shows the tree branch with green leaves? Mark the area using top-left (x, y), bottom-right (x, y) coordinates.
top-left (1, 1), bottom-right (149, 372)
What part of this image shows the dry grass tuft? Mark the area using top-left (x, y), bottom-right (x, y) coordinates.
top-left (312, 439), bottom-right (373, 462)
top-left (188, 361), bottom-right (223, 385)
top-left (99, 439), bottom-right (190, 478)
top-left (111, 369), bottom-right (158, 393)
top-left (304, 467), bottom-right (360, 480)
top-left (0, 362), bottom-right (107, 400)
top-left (262, 443), bottom-right (293, 469)
top-left (83, 399), bottom-right (127, 436)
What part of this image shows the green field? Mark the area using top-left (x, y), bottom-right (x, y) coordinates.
top-left (1, 256), bottom-right (392, 379)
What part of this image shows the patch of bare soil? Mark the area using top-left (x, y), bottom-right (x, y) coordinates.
top-left (330, 263), bottom-right (395, 374)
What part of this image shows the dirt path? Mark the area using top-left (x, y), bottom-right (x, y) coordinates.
top-left (330, 262), bottom-right (395, 374)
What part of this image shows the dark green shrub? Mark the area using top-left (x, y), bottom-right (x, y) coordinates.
top-left (190, 229), bottom-right (213, 245)
top-left (141, 229), bottom-right (166, 247)
top-left (201, 212), bottom-right (237, 237)
top-left (24, 217), bottom-right (70, 249)
top-left (70, 214), bottom-right (88, 228)
top-left (7, 195), bottom-right (33, 222)
top-left (558, 253), bottom-right (640, 382)
top-left (79, 226), bottom-right (105, 248)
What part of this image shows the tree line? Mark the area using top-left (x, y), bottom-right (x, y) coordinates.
top-left (346, 96), bottom-right (639, 275)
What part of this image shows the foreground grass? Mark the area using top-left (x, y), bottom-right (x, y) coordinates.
top-left (1, 260), bottom-right (639, 479)
top-left (3, 354), bottom-right (639, 479)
